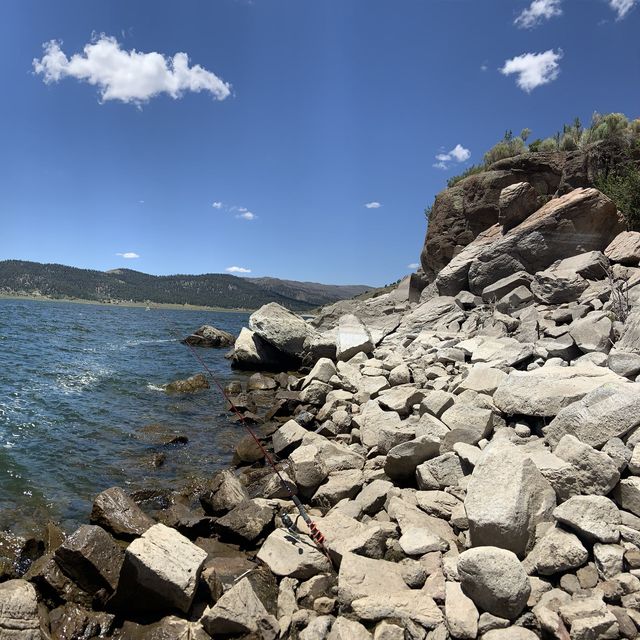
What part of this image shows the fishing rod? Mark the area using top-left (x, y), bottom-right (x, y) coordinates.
top-left (155, 309), bottom-right (330, 559)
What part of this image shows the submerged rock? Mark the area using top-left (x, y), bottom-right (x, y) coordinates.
top-left (182, 324), bottom-right (235, 347)
top-left (164, 373), bottom-right (210, 394)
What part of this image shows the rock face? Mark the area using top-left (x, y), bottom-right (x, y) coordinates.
top-left (116, 523), bottom-right (207, 614)
top-left (457, 547), bottom-right (531, 619)
top-left (182, 324), bottom-right (235, 347)
top-left (422, 153), bottom-right (564, 278)
top-left (0, 580), bottom-right (41, 640)
top-left (465, 441), bottom-right (556, 557)
top-left (435, 188), bottom-right (622, 296)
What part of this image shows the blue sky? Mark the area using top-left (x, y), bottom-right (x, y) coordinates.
top-left (0, 0), bottom-right (638, 286)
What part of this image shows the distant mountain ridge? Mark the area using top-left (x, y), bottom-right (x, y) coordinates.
top-left (0, 260), bottom-right (372, 311)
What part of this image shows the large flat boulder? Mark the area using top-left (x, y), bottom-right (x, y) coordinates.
top-left (465, 441), bottom-right (556, 558)
top-left (606, 231), bottom-right (640, 266)
top-left (436, 188), bottom-right (623, 296)
top-left (493, 363), bottom-right (627, 417)
top-left (335, 314), bottom-right (374, 361)
top-left (544, 383), bottom-right (640, 448)
top-left (231, 328), bottom-right (292, 371)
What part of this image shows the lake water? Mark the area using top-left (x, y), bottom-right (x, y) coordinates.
top-left (0, 298), bottom-right (251, 535)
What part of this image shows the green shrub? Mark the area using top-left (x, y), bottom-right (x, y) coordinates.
top-left (484, 133), bottom-right (527, 165)
top-left (537, 137), bottom-right (559, 152)
top-left (595, 166), bottom-right (640, 230)
top-left (446, 164), bottom-right (484, 187)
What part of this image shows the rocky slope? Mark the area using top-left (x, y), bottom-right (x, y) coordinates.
top-left (4, 174), bottom-right (640, 638)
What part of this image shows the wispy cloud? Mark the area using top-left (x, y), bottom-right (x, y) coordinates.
top-left (514, 0), bottom-right (562, 28)
top-left (116, 252), bottom-right (140, 259)
top-left (365, 201), bottom-right (382, 209)
top-left (33, 34), bottom-right (231, 105)
top-left (237, 211), bottom-right (256, 220)
top-left (213, 202), bottom-right (258, 220)
top-left (480, 63), bottom-right (489, 72)
top-left (407, 263), bottom-right (420, 269)
top-left (211, 201), bottom-right (223, 209)
top-left (609, 0), bottom-right (638, 19)
top-left (433, 144), bottom-right (471, 170)
top-left (226, 266), bottom-right (251, 273)
top-left (500, 49), bottom-right (562, 92)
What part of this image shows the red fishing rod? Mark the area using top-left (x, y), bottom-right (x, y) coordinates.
top-left (156, 309), bottom-right (330, 559)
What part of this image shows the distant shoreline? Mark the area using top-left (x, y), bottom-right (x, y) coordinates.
top-left (0, 293), bottom-right (254, 313)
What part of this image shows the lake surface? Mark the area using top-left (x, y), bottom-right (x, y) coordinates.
top-left (0, 298), bottom-right (251, 535)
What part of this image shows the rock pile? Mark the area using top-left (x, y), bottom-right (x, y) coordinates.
top-left (4, 181), bottom-right (640, 638)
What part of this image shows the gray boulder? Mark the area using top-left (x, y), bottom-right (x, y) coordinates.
top-left (531, 269), bottom-right (589, 304)
top-left (231, 327), bottom-right (290, 371)
top-left (525, 528), bottom-right (588, 575)
top-left (90, 487), bottom-right (154, 540)
top-left (552, 251), bottom-right (609, 280)
top-left (0, 580), bottom-right (41, 640)
top-left (444, 581), bottom-right (479, 639)
top-left (201, 577), bottom-right (278, 639)
top-left (182, 325), bottom-right (235, 347)
top-left (336, 314), bottom-right (373, 361)
top-left (249, 303), bottom-right (312, 357)
top-left (457, 547), bottom-right (530, 619)
top-left (494, 364), bottom-right (626, 417)
top-left (605, 230), bottom-right (640, 266)
top-left (257, 528), bottom-right (331, 579)
top-left (116, 523), bottom-right (207, 614)
top-left (481, 271), bottom-right (533, 302)
top-left (568, 312), bottom-right (614, 354)
top-left (544, 383), bottom-right (640, 448)
top-left (465, 441), bottom-right (556, 557)
top-left (553, 496), bottom-right (620, 543)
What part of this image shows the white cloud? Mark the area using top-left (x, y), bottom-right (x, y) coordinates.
top-left (407, 263), bottom-right (420, 269)
top-left (211, 201), bottom-right (223, 209)
top-left (500, 49), bottom-right (563, 92)
top-left (237, 211), bottom-right (256, 220)
top-left (225, 266), bottom-right (251, 273)
top-left (433, 144), bottom-right (471, 170)
top-left (116, 252), bottom-right (140, 259)
top-left (480, 63), bottom-right (489, 72)
top-left (365, 201), bottom-right (382, 209)
top-left (514, 0), bottom-right (562, 28)
top-left (609, 0), bottom-right (638, 18)
top-left (33, 35), bottom-right (231, 105)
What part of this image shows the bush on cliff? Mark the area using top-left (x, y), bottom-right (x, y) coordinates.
top-left (595, 165), bottom-right (640, 230)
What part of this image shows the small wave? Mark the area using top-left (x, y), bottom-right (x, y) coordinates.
top-left (146, 383), bottom-right (166, 392)
top-left (56, 368), bottom-right (113, 394)
top-left (126, 338), bottom-right (175, 347)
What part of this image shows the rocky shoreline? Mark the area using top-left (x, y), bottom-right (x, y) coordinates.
top-left (5, 154), bottom-right (640, 638)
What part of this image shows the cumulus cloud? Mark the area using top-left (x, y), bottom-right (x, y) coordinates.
top-left (116, 252), bottom-right (140, 259)
top-left (365, 202), bottom-right (382, 209)
top-left (211, 201), bottom-right (223, 209)
top-left (514, 0), bottom-right (562, 28)
top-left (225, 266), bottom-right (251, 273)
top-left (407, 263), bottom-right (420, 269)
top-left (433, 144), bottom-right (471, 170)
top-left (609, 0), bottom-right (638, 18)
top-left (500, 49), bottom-right (563, 92)
top-left (237, 210), bottom-right (256, 220)
top-left (33, 35), bottom-right (231, 105)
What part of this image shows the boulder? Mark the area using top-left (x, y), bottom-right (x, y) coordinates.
top-left (553, 496), bottom-right (620, 543)
top-left (455, 366), bottom-right (507, 396)
top-left (302, 358), bottom-right (337, 388)
top-left (257, 528), bottom-right (331, 579)
top-left (554, 435), bottom-right (621, 496)
top-left (246, 372), bottom-right (278, 391)
top-left (337, 552), bottom-right (408, 606)
top-left (568, 312), bottom-right (614, 354)
top-left (231, 328), bottom-right (290, 371)
top-left (350, 591), bottom-right (442, 628)
top-left (201, 577), bottom-right (278, 639)
top-left (182, 325), bottom-right (235, 347)
top-left (384, 437), bottom-right (441, 482)
top-left (531, 269), bottom-right (590, 304)
top-left (416, 453), bottom-right (465, 490)
top-left (377, 385), bottom-right (425, 416)
top-left (608, 350), bottom-right (640, 378)
top-left (498, 181), bottom-right (540, 231)
top-left (90, 487), bottom-right (154, 540)
top-left (493, 364), bottom-right (627, 417)
top-left (249, 303), bottom-right (312, 357)
top-left (214, 500), bottom-right (274, 543)
top-left (457, 547), bottom-right (530, 619)
top-left (444, 582), bottom-right (479, 639)
top-left (272, 419), bottom-right (307, 455)
top-left (435, 187), bottom-right (622, 296)
top-left (54, 525), bottom-right (124, 594)
top-left (465, 441), bottom-right (556, 557)
top-left (553, 250), bottom-right (610, 279)
top-left (544, 383), bottom-right (640, 448)
top-left (457, 336), bottom-right (533, 368)
top-left (495, 285), bottom-right (534, 314)
top-left (115, 523), bottom-right (207, 614)
top-left (524, 528), bottom-right (588, 575)
top-left (605, 230), bottom-right (640, 266)
top-left (481, 271), bottom-right (533, 303)
top-left (336, 314), bottom-right (373, 361)
top-left (327, 617), bottom-right (372, 640)
top-left (613, 477), bottom-right (640, 517)
top-left (200, 470), bottom-right (249, 515)
top-left (0, 580), bottom-right (41, 640)
top-left (164, 373), bottom-right (209, 394)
